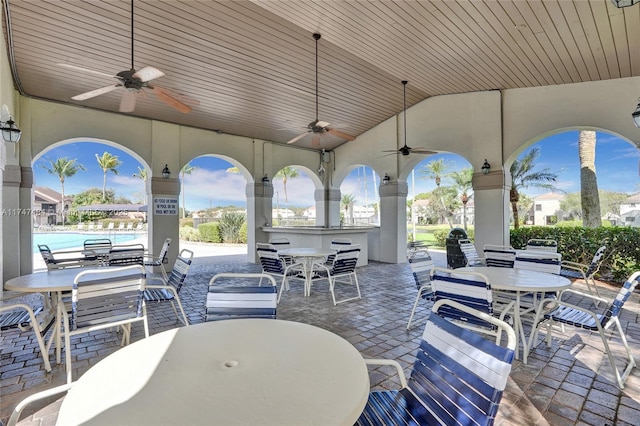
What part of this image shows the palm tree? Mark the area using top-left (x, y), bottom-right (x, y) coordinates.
top-left (95, 152), bottom-right (122, 200)
top-left (341, 193), bottom-right (356, 225)
top-left (180, 163), bottom-right (198, 218)
top-left (510, 147), bottom-right (558, 229)
top-left (41, 157), bottom-right (85, 225)
top-left (422, 159), bottom-right (453, 227)
top-left (275, 166), bottom-right (299, 205)
top-left (578, 130), bottom-right (601, 227)
top-left (449, 168), bottom-right (474, 230)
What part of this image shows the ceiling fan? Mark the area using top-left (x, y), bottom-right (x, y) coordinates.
top-left (61, 0), bottom-right (195, 114)
top-left (382, 80), bottom-right (435, 156)
top-left (287, 33), bottom-right (356, 147)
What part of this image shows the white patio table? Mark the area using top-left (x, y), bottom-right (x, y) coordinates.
top-left (457, 266), bottom-right (571, 363)
top-left (57, 319), bottom-right (370, 426)
top-left (278, 247), bottom-right (336, 296)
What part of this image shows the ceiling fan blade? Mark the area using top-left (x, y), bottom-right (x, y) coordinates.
top-left (411, 149), bottom-right (436, 155)
top-left (326, 128), bottom-right (356, 141)
top-left (72, 84), bottom-right (121, 100)
top-left (153, 86), bottom-right (200, 108)
top-left (286, 132), bottom-right (309, 145)
top-left (58, 63), bottom-right (116, 79)
top-left (133, 66), bottom-right (165, 82)
top-left (119, 90), bottom-right (137, 112)
top-left (311, 134), bottom-right (321, 148)
top-left (152, 86), bottom-right (192, 113)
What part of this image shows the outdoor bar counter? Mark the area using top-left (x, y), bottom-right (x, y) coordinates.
top-left (262, 226), bottom-right (374, 266)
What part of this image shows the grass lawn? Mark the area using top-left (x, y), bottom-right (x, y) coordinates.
top-left (408, 224), bottom-right (473, 250)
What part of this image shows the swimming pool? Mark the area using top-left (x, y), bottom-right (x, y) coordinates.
top-left (33, 232), bottom-right (143, 253)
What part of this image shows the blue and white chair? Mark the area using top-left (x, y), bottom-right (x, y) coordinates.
top-left (483, 244), bottom-right (516, 268)
top-left (458, 239), bottom-right (485, 266)
top-left (324, 237), bottom-right (353, 265)
top-left (206, 273), bottom-right (278, 321)
top-left (560, 245), bottom-right (606, 301)
top-left (357, 299), bottom-right (516, 426)
top-left (311, 245), bottom-right (361, 305)
top-left (256, 245), bottom-right (305, 302)
top-left (430, 267), bottom-right (513, 343)
top-left (144, 237), bottom-right (171, 280)
top-left (526, 238), bottom-right (558, 252)
top-left (514, 251), bottom-right (562, 275)
top-left (528, 271), bottom-right (639, 389)
top-left (63, 265), bottom-right (149, 383)
top-left (268, 237), bottom-right (296, 266)
top-left (406, 249), bottom-right (434, 330)
top-left (144, 249), bottom-right (193, 325)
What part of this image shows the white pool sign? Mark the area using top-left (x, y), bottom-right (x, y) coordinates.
top-left (153, 196), bottom-right (178, 215)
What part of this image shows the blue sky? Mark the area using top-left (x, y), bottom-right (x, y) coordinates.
top-left (33, 131), bottom-right (639, 211)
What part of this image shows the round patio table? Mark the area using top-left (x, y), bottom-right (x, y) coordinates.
top-left (457, 266), bottom-right (571, 363)
top-left (57, 319), bottom-right (370, 425)
top-left (278, 247), bottom-right (336, 296)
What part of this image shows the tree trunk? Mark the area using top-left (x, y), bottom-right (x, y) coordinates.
top-left (102, 171), bottom-right (107, 200)
top-left (510, 188), bottom-right (520, 229)
top-left (60, 180), bottom-right (66, 225)
top-left (578, 130), bottom-right (601, 227)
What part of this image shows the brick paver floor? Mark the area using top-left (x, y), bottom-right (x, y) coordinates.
top-left (1, 247), bottom-right (639, 425)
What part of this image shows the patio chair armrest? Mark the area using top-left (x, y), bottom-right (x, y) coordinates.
top-left (7, 382), bottom-right (74, 426)
top-left (560, 261), bottom-right (588, 272)
top-left (284, 261), bottom-right (306, 275)
top-left (145, 284), bottom-right (177, 295)
top-left (146, 277), bottom-right (168, 286)
top-left (364, 359), bottom-right (408, 388)
top-left (557, 288), bottom-right (609, 306)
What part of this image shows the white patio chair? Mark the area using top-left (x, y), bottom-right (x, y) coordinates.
top-left (144, 237), bottom-right (171, 280)
top-left (529, 271), bottom-right (639, 389)
top-left (458, 239), bottom-right (485, 267)
top-left (406, 249), bottom-right (434, 330)
top-left (144, 249), bottom-right (193, 325)
top-left (356, 299), bottom-right (516, 426)
top-left (560, 245), bottom-right (606, 301)
top-left (206, 273), bottom-right (278, 321)
top-left (256, 245), bottom-right (305, 303)
top-left (483, 244), bottom-right (516, 268)
top-left (526, 238), bottom-right (558, 252)
top-left (7, 383), bottom-right (74, 426)
top-left (310, 245), bottom-right (361, 305)
top-left (62, 265), bottom-right (149, 383)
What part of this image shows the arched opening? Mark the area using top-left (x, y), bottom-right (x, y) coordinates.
top-left (270, 165), bottom-right (319, 227)
top-left (507, 129), bottom-right (640, 229)
top-left (31, 138), bottom-right (150, 269)
top-left (178, 155), bottom-right (250, 249)
top-left (338, 165), bottom-right (381, 226)
top-left (405, 152), bottom-right (473, 247)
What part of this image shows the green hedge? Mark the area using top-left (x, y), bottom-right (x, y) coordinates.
top-left (433, 228), bottom-right (474, 247)
top-left (510, 226), bottom-right (640, 283)
top-left (197, 222), bottom-right (221, 243)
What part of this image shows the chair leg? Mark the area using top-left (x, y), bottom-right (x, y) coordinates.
top-left (600, 318), bottom-right (637, 389)
top-left (171, 299), bottom-right (189, 326)
top-left (407, 291), bottom-right (424, 330)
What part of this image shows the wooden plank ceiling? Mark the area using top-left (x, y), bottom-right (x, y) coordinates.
top-left (2, 0), bottom-right (639, 151)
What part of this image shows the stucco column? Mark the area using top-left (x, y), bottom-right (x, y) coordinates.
top-left (2, 165), bottom-right (22, 282)
top-left (315, 188), bottom-right (340, 227)
top-left (150, 177), bottom-right (180, 271)
top-left (378, 180), bottom-right (408, 263)
top-left (472, 170), bottom-right (510, 250)
top-left (19, 167), bottom-right (33, 276)
top-left (247, 181), bottom-right (273, 263)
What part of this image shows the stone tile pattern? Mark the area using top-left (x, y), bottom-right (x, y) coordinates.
top-left (1, 250), bottom-right (639, 425)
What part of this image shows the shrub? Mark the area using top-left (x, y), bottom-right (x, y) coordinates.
top-left (238, 222), bottom-right (248, 244)
top-left (218, 211), bottom-right (246, 243)
top-left (510, 226), bottom-right (640, 283)
top-left (198, 222), bottom-right (221, 243)
top-left (180, 218), bottom-right (194, 228)
top-left (179, 225), bottom-right (201, 242)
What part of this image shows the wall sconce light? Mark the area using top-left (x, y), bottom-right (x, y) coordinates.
top-left (261, 174), bottom-right (270, 185)
top-left (632, 98), bottom-right (640, 128)
top-left (0, 111), bottom-right (22, 144)
top-left (383, 173), bottom-right (391, 185)
top-left (481, 159), bottom-right (491, 175)
top-left (610, 0), bottom-right (639, 8)
top-left (162, 164), bottom-right (171, 179)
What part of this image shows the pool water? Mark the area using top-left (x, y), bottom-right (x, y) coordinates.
top-left (33, 232), bottom-right (142, 253)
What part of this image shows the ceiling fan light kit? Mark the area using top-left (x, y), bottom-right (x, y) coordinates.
top-left (66, 0), bottom-right (193, 114)
top-left (286, 33), bottom-right (355, 147)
